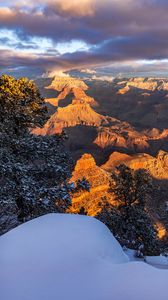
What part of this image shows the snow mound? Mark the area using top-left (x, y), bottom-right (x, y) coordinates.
top-left (0, 214), bottom-right (168, 300)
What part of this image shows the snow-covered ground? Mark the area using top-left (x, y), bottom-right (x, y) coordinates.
top-left (0, 213), bottom-right (168, 300)
top-left (125, 248), bottom-right (168, 269)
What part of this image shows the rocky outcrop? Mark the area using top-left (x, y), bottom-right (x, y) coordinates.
top-left (68, 154), bottom-right (115, 216)
top-left (33, 76), bottom-right (168, 163)
top-left (101, 152), bottom-right (133, 171)
top-left (101, 150), bottom-right (168, 180)
top-left (94, 125), bottom-right (150, 152)
top-left (33, 97), bottom-right (168, 160)
top-left (67, 150), bottom-right (168, 239)
top-left (73, 153), bottom-right (96, 171)
top-left (101, 150), bottom-right (168, 238)
top-left (117, 78), bottom-right (168, 94)
top-left (47, 76), bottom-right (88, 91)
top-left (33, 102), bottom-right (108, 135)
top-left (45, 76), bottom-right (96, 107)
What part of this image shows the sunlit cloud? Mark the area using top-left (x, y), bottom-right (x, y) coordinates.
top-left (80, 68), bottom-right (96, 74)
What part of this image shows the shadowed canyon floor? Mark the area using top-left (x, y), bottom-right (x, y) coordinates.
top-left (87, 77), bottom-right (168, 130)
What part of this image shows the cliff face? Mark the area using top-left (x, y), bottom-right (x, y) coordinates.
top-left (33, 100), bottom-right (168, 155)
top-left (45, 76), bottom-right (96, 106)
top-left (33, 76), bottom-right (168, 236)
top-left (33, 76), bottom-right (168, 161)
top-left (46, 76), bottom-right (88, 91)
top-left (68, 154), bottom-right (116, 216)
top-left (88, 78), bottom-right (168, 130)
top-left (101, 150), bottom-right (168, 236)
top-left (94, 124), bottom-right (150, 152)
top-left (101, 150), bottom-right (168, 180)
top-left (67, 150), bottom-right (168, 240)
top-left (117, 78), bottom-right (168, 94)
top-left (33, 102), bottom-right (107, 135)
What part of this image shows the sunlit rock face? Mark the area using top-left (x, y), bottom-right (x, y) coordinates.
top-left (45, 76), bottom-right (96, 106)
top-left (33, 77), bottom-right (168, 164)
top-left (67, 150), bottom-right (168, 240)
top-left (34, 94), bottom-right (168, 157)
top-left (101, 149), bottom-right (168, 238)
top-left (101, 150), bottom-right (168, 180)
top-left (117, 78), bottom-right (168, 94)
top-left (47, 76), bottom-right (88, 91)
top-left (32, 76), bottom-right (168, 238)
top-left (73, 153), bottom-right (96, 171)
top-left (94, 125), bottom-right (150, 152)
top-left (68, 154), bottom-right (115, 216)
top-left (32, 102), bottom-right (106, 135)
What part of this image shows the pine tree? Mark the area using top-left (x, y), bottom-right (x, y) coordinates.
top-left (110, 164), bottom-right (152, 208)
top-left (0, 74), bottom-right (48, 136)
top-left (96, 165), bottom-right (160, 255)
top-left (0, 75), bottom-right (74, 234)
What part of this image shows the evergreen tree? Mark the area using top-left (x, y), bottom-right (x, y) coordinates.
top-left (0, 75), bottom-right (74, 235)
top-left (0, 74), bottom-right (48, 135)
top-left (96, 165), bottom-right (160, 256)
top-left (110, 164), bottom-right (152, 208)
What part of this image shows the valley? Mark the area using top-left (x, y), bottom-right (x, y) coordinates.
top-left (34, 76), bottom-right (168, 240)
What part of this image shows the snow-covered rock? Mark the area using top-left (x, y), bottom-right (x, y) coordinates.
top-left (146, 255), bottom-right (168, 267)
top-left (0, 214), bottom-right (168, 300)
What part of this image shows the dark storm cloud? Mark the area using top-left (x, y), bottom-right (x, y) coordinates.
top-left (0, 0), bottom-right (168, 75)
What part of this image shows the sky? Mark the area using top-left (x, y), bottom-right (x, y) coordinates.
top-left (0, 0), bottom-right (168, 78)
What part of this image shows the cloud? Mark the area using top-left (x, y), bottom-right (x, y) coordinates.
top-left (45, 0), bottom-right (95, 17)
top-left (80, 68), bottom-right (96, 74)
top-left (1, 0), bottom-right (168, 76)
top-left (91, 75), bottom-right (114, 82)
top-left (44, 69), bottom-right (70, 78)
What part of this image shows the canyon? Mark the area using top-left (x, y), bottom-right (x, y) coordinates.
top-left (35, 76), bottom-right (168, 163)
top-left (34, 76), bottom-right (168, 237)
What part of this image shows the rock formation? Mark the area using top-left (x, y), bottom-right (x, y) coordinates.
top-left (117, 78), bottom-right (168, 94)
top-left (101, 150), bottom-right (168, 237)
top-left (88, 78), bottom-right (168, 130)
top-left (101, 150), bottom-right (168, 180)
top-left (33, 76), bottom-right (168, 238)
top-left (33, 76), bottom-right (168, 163)
top-left (45, 76), bottom-right (96, 107)
top-left (68, 154), bottom-right (116, 216)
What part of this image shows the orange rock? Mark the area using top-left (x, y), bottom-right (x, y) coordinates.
top-left (68, 154), bottom-right (115, 216)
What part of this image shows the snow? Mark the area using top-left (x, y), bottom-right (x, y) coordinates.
top-left (146, 255), bottom-right (168, 268)
top-left (0, 213), bottom-right (168, 300)
top-left (124, 247), bottom-right (168, 269)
